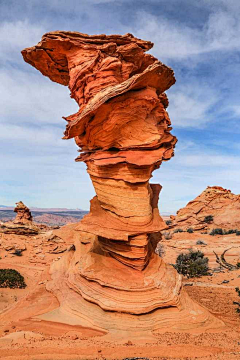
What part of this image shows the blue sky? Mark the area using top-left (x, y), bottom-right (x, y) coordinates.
top-left (0, 0), bottom-right (240, 213)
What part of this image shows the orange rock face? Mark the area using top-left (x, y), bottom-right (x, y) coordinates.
top-left (171, 186), bottom-right (240, 231)
top-left (22, 31), bottom-right (176, 270)
top-left (21, 32), bottom-right (223, 336)
top-left (13, 201), bottom-right (32, 224)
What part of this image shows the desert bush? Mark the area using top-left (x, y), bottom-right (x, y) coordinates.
top-left (224, 229), bottom-right (237, 235)
top-left (0, 269), bottom-right (26, 289)
top-left (174, 249), bottom-right (209, 278)
top-left (233, 287), bottom-right (240, 313)
top-left (204, 215), bottom-right (214, 223)
top-left (187, 228), bottom-right (194, 233)
top-left (155, 243), bottom-right (165, 257)
top-left (162, 231), bottom-right (172, 240)
top-left (196, 240), bottom-right (207, 245)
top-left (166, 220), bottom-right (172, 225)
top-left (174, 228), bottom-right (184, 233)
top-left (13, 249), bottom-right (23, 256)
top-left (210, 228), bottom-right (223, 236)
top-left (236, 231), bottom-right (240, 236)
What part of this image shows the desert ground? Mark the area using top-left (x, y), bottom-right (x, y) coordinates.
top-left (1, 27), bottom-right (240, 360)
top-left (0, 222), bottom-right (239, 360)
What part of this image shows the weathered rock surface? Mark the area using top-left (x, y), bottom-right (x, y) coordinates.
top-left (21, 31), bottom-right (223, 337)
top-left (13, 201), bottom-right (32, 224)
top-left (171, 186), bottom-right (240, 231)
top-left (22, 31), bottom-right (176, 271)
top-left (0, 224), bottom-right (239, 359)
top-left (0, 222), bottom-right (39, 236)
top-left (0, 202), bottom-right (52, 236)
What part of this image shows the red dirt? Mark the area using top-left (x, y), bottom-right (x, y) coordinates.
top-left (0, 225), bottom-right (239, 359)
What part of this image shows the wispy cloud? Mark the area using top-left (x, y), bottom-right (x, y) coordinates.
top-left (0, 0), bottom-right (240, 211)
top-left (167, 83), bottom-right (219, 128)
top-left (0, 20), bottom-right (45, 64)
top-left (133, 6), bottom-right (240, 61)
top-left (0, 68), bottom-right (78, 124)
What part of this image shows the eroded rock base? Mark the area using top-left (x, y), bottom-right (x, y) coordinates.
top-left (39, 233), bottom-right (224, 340)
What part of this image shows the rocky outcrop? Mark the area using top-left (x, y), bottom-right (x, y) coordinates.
top-left (21, 31), bottom-right (223, 337)
top-left (14, 201), bottom-right (32, 224)
top-left (171, 186), bottom-right (240, 231)
top-left (0, 222), bottom-right (39, 236)
top-left (0, 202), bottom-right (49, 235)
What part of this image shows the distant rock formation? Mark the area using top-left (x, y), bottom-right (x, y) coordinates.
top-left (0, 202), bottom-right (48, 235)
top-left (21, 31), bottom-right (223, 338)
top-left (171, 186), bottom-right (240, 231)
top-left (13, 201), bottom-right (32, 224)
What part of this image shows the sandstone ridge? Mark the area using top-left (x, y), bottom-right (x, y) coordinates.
top-left (171, 186), bottom-right (240, 231)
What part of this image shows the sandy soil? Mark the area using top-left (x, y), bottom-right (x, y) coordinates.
top-left (0, 226), bottom-right (239, 360)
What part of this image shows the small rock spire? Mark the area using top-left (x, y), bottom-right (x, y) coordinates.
top-left (14, 201), bottom-right (32, 224)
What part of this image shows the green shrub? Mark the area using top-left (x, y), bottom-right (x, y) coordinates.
top-left (236, 231), bottom-right (240, 236)
top-left (166, 220), bottom-right (172, 225)
top-left (224, 229), bottom-right (237, 235)
top-left (162, 231), bottom-right (172, 240)
top-left (174, 228), bottom-right (184, 233)
top-left (204, 215), bottom-right (214, 223)
top-left (237, 262), bottom-right (240, 268)
top-left (233, 287), bottom-right (240, 313)
top-left (210, 228), bottom-right (223, 236)
top-left (187, 228), bottom-right (194, 233)
top-left (156, 243), bottom-right (165, 257)
top-left (13, 249), bottom-right (23, 256)
top-left (196, 240), bottom-right (207, 245)
top-left (0, 269), bottom-right (26, 289)
top-left (174, 249), bottom-right (209, 278)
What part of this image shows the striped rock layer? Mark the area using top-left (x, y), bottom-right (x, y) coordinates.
top-left (171, 186), bottom-right (240, 231)
top-left (21, 32), bottom-right (223, 333)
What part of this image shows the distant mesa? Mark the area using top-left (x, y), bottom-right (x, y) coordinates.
top-left (171, 186), bottom-right (240, 231)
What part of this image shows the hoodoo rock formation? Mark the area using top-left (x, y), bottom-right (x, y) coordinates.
top-left (21, 32), bottom-right (223, 337)
top-left (0, 201), bottom-right (40, 235)
top-left (13, 201), bottom-right (33, 224)
top-left (171, 186), bottom-right (240, 231)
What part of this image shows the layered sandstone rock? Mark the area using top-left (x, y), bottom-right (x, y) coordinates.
top-left (0, 202), bottom-right (39, 235)
top-left (0, 202), bottom-right (51, 235)
top-left (14, 201), bottom-right (32, 224)
top-left (171, 186), bottom-right (240, 231)
top-left (22, 31), bottom-right (176, 271)
top-left (21, 31), bottom-right (223, 336)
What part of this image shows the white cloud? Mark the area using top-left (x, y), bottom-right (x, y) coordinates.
top-left (0, 68), bottom-right (78, 123)
top-left (0, 1), bottom-right (240, 212)
top-left (205, 10), bottom-right (240, 52)
top-left (174, 154), bottom-right (240, 167)
top-left (0, 123), bottom-right (70, 149)
top-left (153, 150), bottom-right (240, 213)
top-left (133, 12), bottom-right (202, 60)
top-left (0, 20), bottom-right (45, 64)
top-left (167, 83), bottom-right (218, 128)
top-left (132, 7), bottom-right (240, 61)
top-left (229, 105), bottom-right (240, 118)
